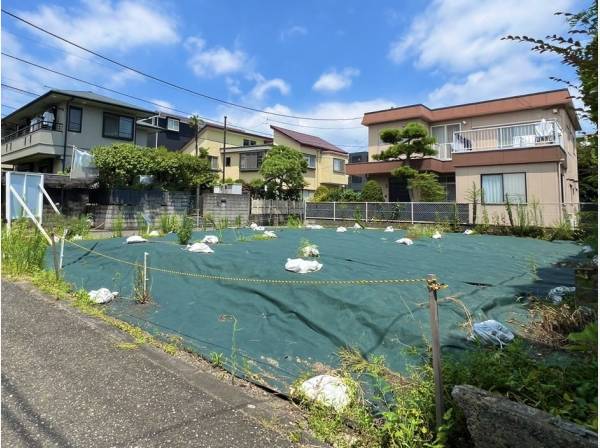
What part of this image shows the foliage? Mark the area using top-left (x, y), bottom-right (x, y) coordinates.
top-left (188, 115), bottom-right (209, 158)
top-left (259, 145), bottom-right (307, 200)
top-left (408, 172), bottom-right (446, 202)
top-left (465, 182), bottom-right (481, 225)
top-left (312, 185), bottom-right (362, 202)
top-left (210, 352), bottom-right (225, 368)
top-left (444, 340), bottom-right (598, 431)
top-left (567, 323), bottom-right (597, 355)
top-left (218, 314), bottom-right (240, 385)
top-left (360, 180), bottom-right (385, 202)
top-left (246, 178), bottom-right (267, 199)
top-left (1, 220), bottom-right (48, 276)
top-left (176, 215), bottom-right (194, 245)
top-left (92, 143), bottom-right (215, 189)
top-left (313, 185), bottom-right (332, 202)
top-left (405, 223), bottom-right (448, 239)
top-left (504, 3), bottom-right (598, 124)
top-left (113, 213), bottom-right (124, 237)
top-left (286, 215), bottom-right (302, 228)
top-left (577, 135), bottom-right (598, 203)
top-left (159, 214), bottom-right (178, 234)
top-left (133, 263), bottom-right (151, 304)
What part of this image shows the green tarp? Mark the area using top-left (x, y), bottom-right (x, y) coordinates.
top-left (50, 229), bottom-right (586, 391)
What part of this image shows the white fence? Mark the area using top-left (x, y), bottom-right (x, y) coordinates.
top-left (305, 201), bottom-right (597, 227)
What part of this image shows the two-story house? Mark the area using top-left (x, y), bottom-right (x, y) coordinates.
top-left (346, 89), bottom-right (580, 225)
top-left (180, 123), bottom-right (349, 199)
top-left (1, 90), bottom-right (155, 173)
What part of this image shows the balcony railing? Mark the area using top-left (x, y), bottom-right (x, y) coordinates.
top-left (1, 121), bottom-right (63, 145)
top-left (452, 120), bottom-right (563, 153)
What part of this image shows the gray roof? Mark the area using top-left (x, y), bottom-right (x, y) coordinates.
top-left (50, 90), bottom-right (154, 113)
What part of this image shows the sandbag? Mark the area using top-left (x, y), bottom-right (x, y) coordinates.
top-left (89, 288), bottom-right (118, 304)
top-left (126, 235), bottom-right (147, 244)
top-left (298, 375), bottom-right (349, 411)
top-left (336, 227), bottom-right (347, 233)
top-left (186, 242), bottom-right (214, 253)
top-left (263, 231), bottom-right (277, 238)
top-left (395, 238), bottom-right (413, 245)
top-left (285, 258), bottom-right (323, 274)
top-left (201, 235), bottom-right (219, 244)
top-left (472, 320), bottom-right (514, 346)
top-left (432, 231), bottom-right (442, 239)
top-left (384, 226), bottom-right (394, 232)
top-left (547, 286), bottom-right (576, 304)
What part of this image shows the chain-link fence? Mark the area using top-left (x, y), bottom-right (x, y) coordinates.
top-left (305, 201), bottom-right (598, 228)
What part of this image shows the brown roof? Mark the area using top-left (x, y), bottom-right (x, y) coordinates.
top-left (362, 89), bottom-right (580, 130)
top-left (202, 123), bottom-right (273, 142)
top-left (271, 125), bottom-right (347, 154)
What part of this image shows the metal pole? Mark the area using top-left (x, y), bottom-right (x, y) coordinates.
top-left (427, 273), bottom-right (444, 430)
top-left (411, 202), bottom-right (414, 224)
top-left (333, 202), bottom-right (336, 221)
top-left (143, 252), bottom-right (149, 296)
top-left (51, 232), bottom-right (60, 280)
top-left (59, 229), bottom-right (67, 270)
top-left (365, 202), bottom-right (368, 222)
top-left (222, 116), bottom-right (227, 183)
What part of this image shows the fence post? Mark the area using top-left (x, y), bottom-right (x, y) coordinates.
top-left (143, 252), bottom-right (149, 296)
top-left (365, 202), bottom-right (368, 222)
top-left (411, 202), bottom-right (414, 224)
top-left (333, 202), bottom-right (336, 221)
top-left (304, 200), bottom-right (307, 223)
top-left (50, 232), bottom-right (60, 280)
top-left (427, 273), bottom-right (444, 430)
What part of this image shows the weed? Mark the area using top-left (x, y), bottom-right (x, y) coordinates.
top-left (113, 213), bottom-right (124, 237)
top-left (1, 220), bottom-right (47, 276)
top-left (133, 263), bottom-right (151, 304)
top-left (287, 215), bottom-right (302, 228)
top-left (210, 351), bottom-right (225, 368)
top-left (523, 301), bottom-right (595, 347)
top-left (234, 215), bottom-right (242, 228)
top-left (547, 218), bottom-right (574, 241)
top-left (218, 314), bottom-right (240, 384)
top-left (136, 213), bottom-right (148, 235)
top-left (251, 234), bottom-right (272, 241)
top-left (159, 214), bottom-right (178, 234)
top-left (297, 239), bottom-right (319, 257)
top-left (115, 342), bottom-right (139, 350)
top-left (567, 323), bottom-right (597, 355)
top-left (405, 224), bottom-right (445, 239)
top-left (176, 215), bottom-right (194, 245)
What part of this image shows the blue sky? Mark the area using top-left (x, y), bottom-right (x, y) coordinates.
top-left (1, 0), bottom-right (590, 150)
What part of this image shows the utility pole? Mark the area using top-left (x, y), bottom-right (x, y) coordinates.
top-left (222, 115), bottom-right (227, 183)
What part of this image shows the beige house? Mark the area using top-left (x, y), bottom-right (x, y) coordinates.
top-left (181, 123), bottom-right (349, 199)
top-left (1, 90), bottom-right (154, 173)
top-left (347, 89), bottom-right (580, 225)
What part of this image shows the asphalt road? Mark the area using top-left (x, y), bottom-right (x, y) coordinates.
top-left (1, 280), bottom-right (294, 447)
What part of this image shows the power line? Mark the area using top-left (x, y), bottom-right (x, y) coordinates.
top-left (2, 9), bottom-right (363, 122)
top-left (266, 117), bottom-right (364, 130)
top-left (1, 104), bottom-right (19, 110)
top-left (1, 83), bottom-right (41, 96)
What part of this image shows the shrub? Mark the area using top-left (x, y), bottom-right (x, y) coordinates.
top-left (286, 215), bottom-right (302, 228)
top-left (113, 213), bottom-right (124, 237)
top-left (313, 185), bottom-right (331, 202)
top-left (1, 220), bottom-right (48, 276)
top-left (176, 215), bottom-right (194, 245)
top-left (360, 180), bottom-right (384, 202)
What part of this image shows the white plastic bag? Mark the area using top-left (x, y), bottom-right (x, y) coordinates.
top-left (126, 235), bottom-right (147, 244)
top-left (384, 226), bottom-right (394, 232)
top-left (472, 320), bottom-right (514, 346)
top-left (263, 231), bottom-right (277, 238)
top-left (285, 258), bottom-right (323, 274)
top-left (201, 235), bottom-right (219, 244)
top-left (306, 224), bottom-right (323, 230)
top-left (89, 288), bottom-right (118, 304)
top-left (547, 286), bottom-right (576, 304)
top-left (298, 375), bottom-right (349, 411)
top-left (148, 230), bottom-right (160, 237)
top-left (336, 226), bottom-right (347, 233)
top-left (186, 242), bottom-right (214, 253)
top-left (432, 231), bottom-right (442, 239)
top-left (353, 223), bottom-right (362, 229)
top-left (395, 238), bottom-right (413, 245)
top-left (463, 229), bottom-right (474, 235)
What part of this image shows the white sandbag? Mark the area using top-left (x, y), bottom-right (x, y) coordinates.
top-left (186, 242), bottom-right (214, 253)
top-left (148, 230), bottom-right (160, 237)
top-left (306, 224), bottom-right (323, 230)
top-left (384, 226), bottom-right (394, 232)
top-left (263, 231), bottom-right (277, 238)
top-left (463, 229), bottom-right (474, 235)
top-left (547, 286), bottom-right (576, 304)
top-left (472, 320), bottom-right (514, 346)
top-left (395, 238), bottom-right (413, 245)
top-left (336, 226), bottom-right (347, 233)
top-left (72, 234), bottom-right (83, 241)
top-left (432, 231), bottom-right (442, 239)
top-left (249, 222), bottom-right (258, 229)
top-left (353, 223), bottom-right (362, 229)
top-left (89, 288), bottom-right (118, 304)
top-left (298, 375), bottom-right (349, 411)
top-left (126, 235), bottom-right (147, 244)
top-left (285, 258), bottom-right (323, 274)
top-left (201, 235), bottom-right (219, 244)
top-left (254, 226), bottom-right (265, 231)
top-left (300, 245), bottom-right (320, 257)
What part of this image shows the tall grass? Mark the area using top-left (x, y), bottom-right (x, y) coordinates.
top-left (1, 220), bottom-right (48, 276)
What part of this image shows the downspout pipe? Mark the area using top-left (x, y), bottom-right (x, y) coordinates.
top-left (62, 98), bottom-right (73, 172)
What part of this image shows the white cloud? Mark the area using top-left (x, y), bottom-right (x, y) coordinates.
top-left (280, 25), bottom-right (307, 41)
top-left (226, 77), bottom-right (242, 96)
top-left (313, 67), bottom-right (360, 93)
top-left (150, 99), bottom-right (174, 113)
top-left (247, 74), bottom-right (290, 101)
top-left (19, 0), bottom-right (179, 53)
top-left (388, 0), bottom-right (577, 106)
top-left (185, 36), bottom-right (248, 78)
top-left (217, 98), bottom-right (393, 150)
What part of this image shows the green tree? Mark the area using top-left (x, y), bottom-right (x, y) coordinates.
top-left (504, 3), bottom-right (597, 124)
top-left (188, 115), bottom-right (208, 158)
top-left (374, 122), bottom-right (445, 202)
top-left (259, 145), bottom-right (307, 200)
top-left (578, 134), bottom-right (598, 202)
top-left (360, 180), bottom-right (384, 202)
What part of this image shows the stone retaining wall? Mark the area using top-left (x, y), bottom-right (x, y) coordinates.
top-left (201, 193), bottom-right (250, 225)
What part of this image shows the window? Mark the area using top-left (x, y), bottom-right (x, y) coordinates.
top-left (225, 157), bottom-right (231, 167)
top-left (208, 156), bottom-right (219, 170)
top-left (333, 158), bottom-right (345, 173)
top-left (481, 173), bottom-right (526, 204)
top-left (431, 123), bottom-right (461, 158)
top-left (240, 152), bottom-right (263, 171)
top-left (243, 139), bottom-right (256, 146)
top-left (167, 117), bottom-right (180, 132)
top-left (68, 106), bottom-right (82, 132)
top-left (304, 154), bottom-right (316, 169)
top-left (103, 113), bottom-right (134, 140)
top-left (350, 175), bottom-right (363, 184)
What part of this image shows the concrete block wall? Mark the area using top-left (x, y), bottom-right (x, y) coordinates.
top-left (202, 193), bottom-right (250, 225)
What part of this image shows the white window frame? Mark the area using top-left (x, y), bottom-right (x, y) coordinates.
top-left (333, 158), bottom-right (345, 173)
top-left (481, 172), bottom-right (527, 204)
top-left (167, 117), bottom-right (180, 132)
top-left (243, 139), bottom-right (257, 146)
top-left (304, 154), bottom-right (316, 169)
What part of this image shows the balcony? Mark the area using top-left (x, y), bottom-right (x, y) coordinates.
top-left (1, 121), bottom-right (64, 159)
top-left (452, 120), bottom-right (563, 153)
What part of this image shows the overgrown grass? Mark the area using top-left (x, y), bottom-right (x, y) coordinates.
top-left (287, 215), bottom-right (302, 228)
top-left (176, 215), bottom-right (194, 245)
top-left (1, 220), bottom-right (48, 276)
top-left (159, 214), bottom-right (178, 234)
top-left (113, 213), bottom-right (124, 237)
top-left (405, 224), bottom-right (446, 239)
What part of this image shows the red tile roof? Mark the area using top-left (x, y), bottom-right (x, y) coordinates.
top-left (271, 125), bottom-right (347, 154)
